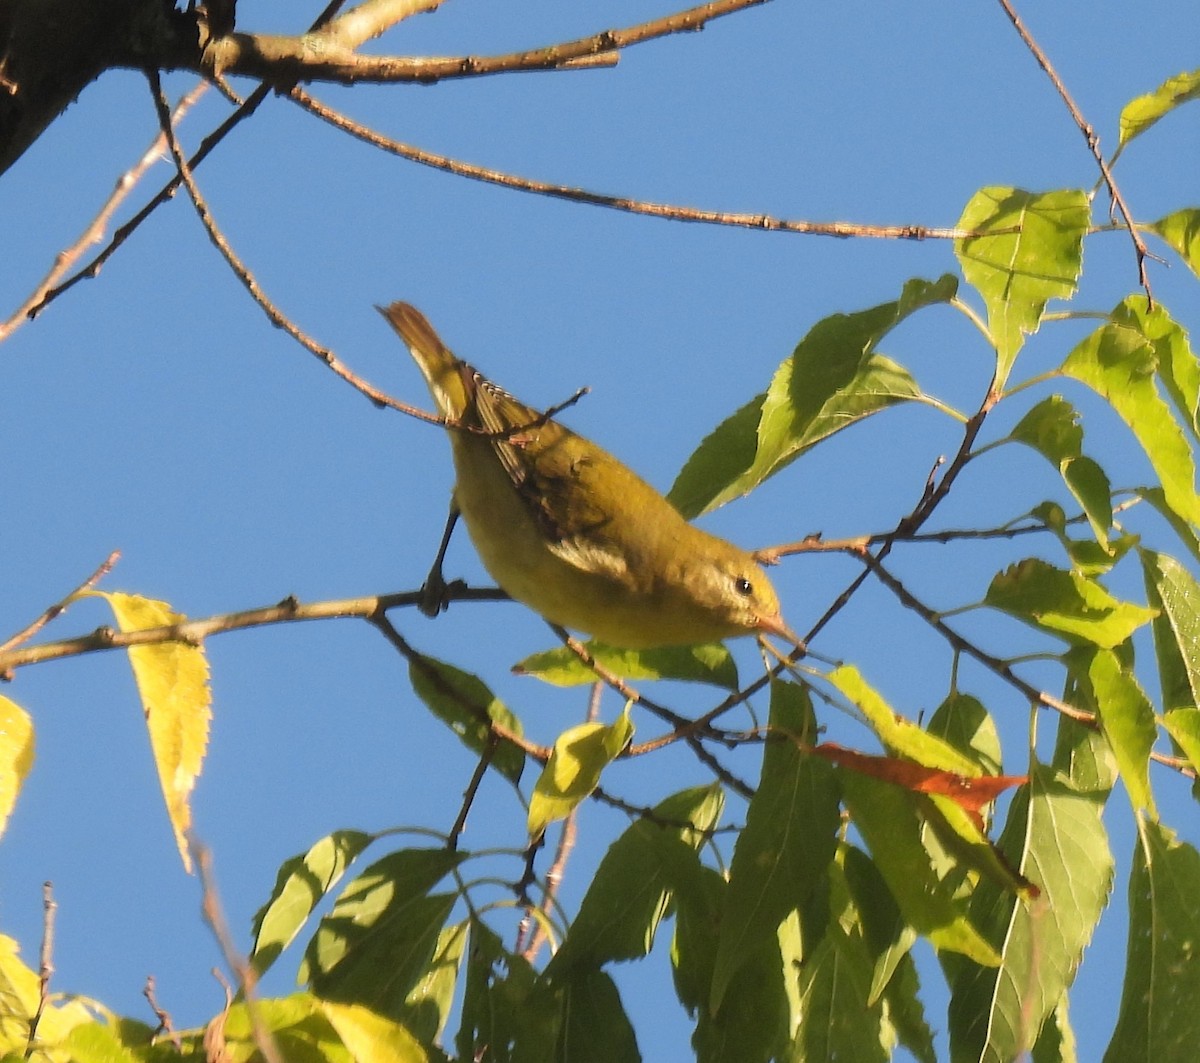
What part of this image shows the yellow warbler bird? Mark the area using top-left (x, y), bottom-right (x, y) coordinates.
top-left (380, 302), bottom-right (792, 649)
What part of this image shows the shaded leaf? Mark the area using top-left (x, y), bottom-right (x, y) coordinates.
top-left (927, 691), bottom-right (1002, 776)
top-left (985, 558), bottom-right (1156, 648)
top-left (1117, 69), bottom-right (1200, 150)
top-left (841, 845), bottom-right (917, 1009)
top-left (1141, 549), bottom-right (1200, 712)
top-left (1031, 996), bottom-right (1079, 1063)
top-left (401, 919), bottom-right (468, 1045)
top-left (0, 696), bottom-right (34, 840)
top-left (514, 641), bottom-right (737, 690)
top-left (251, 830), bottom-right (374, 976)
top-left (841, 772), bottom-right (1000, 965)
top-left (408, 653), bottom-right (526, 785)
top-left (1011, 395), bottom-right (1113, 548)
top-left (1104, 818), bottom-right (1200, 1062)
top-left (303, 848), bottom-right (466, 1020)
top-left (710, 682), bottom-right (839, 1011)
top-left (955, 187), bottom-right (1089, 384)
top-left (457, 921), bottom-right (548, 1063)
top-left (547, 785), bottom-right (721, 977)
top-left (669, 276), bottom-right (950, 517)
top-left (527, 707), bottom-right (633, 837)
top-left (1151, 208), bottom-right (1200, 280)
top-left (1062, 308), bottom-right (1200, 528)
top-left (1087, 648), bottom-right (1158, 817)
top-left (555, 969), bottom-right (640, 1063)
top-left (92, 591), bottom-right (210, 873)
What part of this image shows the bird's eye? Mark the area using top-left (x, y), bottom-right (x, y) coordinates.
top-left (734, 576), bottom-right (754, 597)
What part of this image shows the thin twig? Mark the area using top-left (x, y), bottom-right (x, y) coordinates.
top-left (995, 0), bottom-right (1153, 306)
top-left (0, 83), bottom-right (208, 342)
top-left (143, 976), bottom-right (182, 1051)
top-left (292, 88), bottom-right (1009, 242)
top-left (448, 735), bottom-right (499, 850)
top-left (23, 883), bottom-right (56, 1061)
top-left (0, 550), bottom-right (120, 654)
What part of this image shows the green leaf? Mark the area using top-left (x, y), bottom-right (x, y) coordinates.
top-left (841, 772), bottom-right (1000, 965)
top-left (955, 187), bottom-right (1090, 384)
top-left (513, 641), bottom-right (737, 689)
top-left (1117, 69), bottom-right (1200, 150)
top-left (527, 707), bottom-right (633, 836)
top-left (1137, 486), bottom-right (1200, 562)
top-left (947, 723), bottom-right (1114, 1063)
top-left (709, 682), bottom-right (839, 1011)
top-left (1104, 818), bottom-right (1200, 1062)
top-left (1162, 710), bottom-right (1200, 776)
top-left (1087, 648), bottom-right (1158, 817)
top-left (1141, 550), bottom-right (1200, 712)
top-left (1151, 208), bottom-right (1200, 280)
top-left (251, 830), bottom-right (374, 975)
top-left (1113, 298), bottom-right (1200, 441)
top-left (826, 664), bottom-right (986, 776)
top-left (546, 785), bottom-right (722, 977)
top-left (668, 276), bottom-right (951, 517)
top-left (1032, 996), bottom-right (1079, 1063)
top-left (0, 696), bottom-right (34, 841)
top-left (457, 921), bottom-right (548, 1063)
top-left (303, 848), bottom-right (466, 1020)
top-left (1011, 396), bottom-right (1113, 548)
top-left (320, 1001), bottom-right (430, 1063)
top-left (1061, 308), bottom-right (1200, 528)
top-left (985, 558), bottom-right (1157, 648)
top-left (554, 969), bottom-right (640, 1063)
top-left (841, 845), bottom-right (918, 1010)
top-left (60, 1023), bottom-right (142, 1063)
top-left (926, 692), bottom-right (1002, 776)
top-left (670, 864), bottom-right (726, 1019)
top-left (400, 920), bottom-right (468, 1045)
top-left (408, 653), bottom-right (525, 785)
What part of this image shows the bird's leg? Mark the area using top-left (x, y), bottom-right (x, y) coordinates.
top-left (419, 502), bottom-right (466, 617)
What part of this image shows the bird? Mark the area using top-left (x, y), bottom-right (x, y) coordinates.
top-left (379, 302), bottom-right (793, 649)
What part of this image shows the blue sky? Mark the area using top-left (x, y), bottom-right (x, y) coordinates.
top-left (2, 2), bottom-right (1199, 1059)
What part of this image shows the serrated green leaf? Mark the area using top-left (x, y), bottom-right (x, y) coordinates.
top-left (554, 969), bottom-right (640, 1063)
top-left (1011, 395), bottom-right (1113, 548)
top-left (1113, 298), bottom-right (1200, 441)
top-left (1104, 818), bottom-right (1200, 1062)
top-left (955, 187), bottom-right (1090, 384)
top-left (826, 665), bottom-right (984, 776)
top-left (1062, 308), bottom-right (1200, 528)
top-left (303, 848), bottom-right (466, 1020)
top-left (252, 830), bottom-right (374, 976)
top-left (408, 653), bottom-right (525, 785)
top-left (947, 725), bottom-right (1114, 1063)
top-left (1137, 486), bottom-right (1200, 562)
top-left (321, 1001), bottom-right (429, 1063)
top-left (1088, 648), bottom-right (1158, 817)
top-left (1032, 995), bottom-right (1079, 1063)
top-left (1117, 69), bottom-right (1200, 150)
top-left (527, 707), bottom-right (634, 836)
top-left (0, 696), bottom-right (34, 840)
top-left (710, 682), bottom-right (839, 1012)
top-left (927, 692), bottom-right (1002, 776)
top-left (841, 772), bottom-right (1000, 966)
top-left (546, 785), bottom-right (721, 977)
top-left (668, 276), bottom-right (950, 517)
top-left (1151, 208), bottom-right (1200, 280)
top-left (513, 641), bottom-right (737, 689)
top-left (1141, 550), bottom-right (1200, 713)
top-left (985, 558), bottom-right (1157, 648)
top-left (90, 591), bottom-right (211, 873)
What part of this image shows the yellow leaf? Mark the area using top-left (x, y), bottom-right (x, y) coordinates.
top-left (0, 696), bottom-right (34, 840)
top-left (320, 1001), bottom-right (429, 1063)
top-left (92, 591), bottom-right (211, 873)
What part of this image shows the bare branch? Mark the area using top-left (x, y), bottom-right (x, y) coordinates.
top-left (23, 882), bottom-right (56, 1061)
top-left (0, 550), bottom-right (120, 655)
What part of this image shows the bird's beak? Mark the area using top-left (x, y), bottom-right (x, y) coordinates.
top-left (756, 611), bottom-right (804, 650)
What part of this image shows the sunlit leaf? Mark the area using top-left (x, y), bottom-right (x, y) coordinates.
top-left (709, 682), bottom-right (839, 1012)
top-left (955, 188), bottom-right (1089, 384)
top-left (668, 276), bottom-right (951, 517)
top-left (60, 1022), bottom-right (142, 1063)
top-left (0, 697), bottom-right (34, 840)
top-left (1113, 298), bottom-right (1200, 440)
top-left (408, 653), bottom-right (525, 785)
top-left (251, 830), bottom-right (374, 976)
top-left (1087, 648), bottom-right (1158, 817)
top-left (1104, 818), bottom-right (1200, 1062)
top-left (320, 1001), bottom-right (429, 1063)
top-left (546, 785), bottom-right (721, 977)
top-left (1062, 307), bottom-right (1200, 528)
top-left (927, 692), bottom-right (1002, 776)
top-left (303, 848), bottom-right (466, 1020)
top-left (841, 772), bottom-right (1000, 966)
top-left (825, 665), bottom-right (986, 777)
top-left (1011, 395), bottom-right (1113, 548)
top-left (947, 721), bottom-right (1114, 1063)
top-left (527, 706), bottom-right (633, 837)
top-left (1117, 69), bottom-right (1200, 150)
top-left (1162, 710), bottom-right (1200, 777)
top-left (91, 591), bottom-right (210, 873)
top-left (985, 558), bottom-right (1157, 647)
top-left (513, 641), bottom-right (737, 689)
top-left (1151, 208), bottom-right (1200, 280)
top-left (1141, 550), bottom-right (1200, 712)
